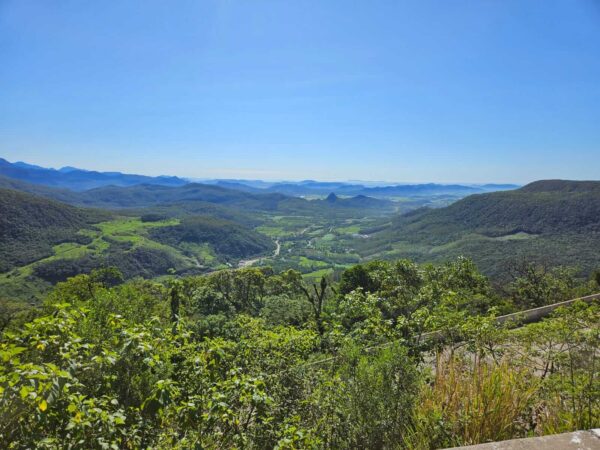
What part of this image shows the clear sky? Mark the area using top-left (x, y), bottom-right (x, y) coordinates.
top-left (1, 1), bottom-right (599, 183)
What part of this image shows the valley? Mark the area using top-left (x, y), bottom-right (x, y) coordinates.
top-left (1, 159), bottom-right (599, 304)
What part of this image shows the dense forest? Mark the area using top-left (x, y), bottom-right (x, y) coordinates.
top-left (359, 181), bottom-right (600, 280)
top-left (0, 189), bottom-right (110, 272)
top-left (149, 216), bottom-right (275, 259)
top-left (0, 259), bottom-right (598, 448)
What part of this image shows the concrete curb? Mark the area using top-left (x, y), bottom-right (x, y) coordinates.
top-left (444, 429), bottom-right (600, 449)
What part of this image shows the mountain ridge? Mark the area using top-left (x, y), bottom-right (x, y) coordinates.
top-left (0, 158), bottom-right (187, 191)
top-left (0, 158), bottom-right (520, 199)
top-left (358, 180), bottom-right (600, 279)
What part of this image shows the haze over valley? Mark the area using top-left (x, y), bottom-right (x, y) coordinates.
top-left (1, 157), bottom-right (596, 301)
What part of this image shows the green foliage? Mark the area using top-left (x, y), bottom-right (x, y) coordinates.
top-left (0, 304), bottom-right (169, 448)
top-left (338, 260), bottom-right (390, 295)
top-left (150, 215), bottom-right (275, 260)
top-left (304, 343), bottom-right (419, 449)
top-left (405, 300), bottom-right (600, 449)
top-left (32, 246), bottom-right (185, 283)
top-left (0, 257), bottom-right (597, 448)
top-left (0, 188), bottom-right (107, 272)
top-left (509, 301), bottom-right (600, 432)
top-left (508, 262), bottom-right (578, 308)
top-left (333, 257), bottom-right (496, 349)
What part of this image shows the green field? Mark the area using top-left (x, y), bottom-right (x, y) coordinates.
top-left (0, 217), bottom-right (198, 299)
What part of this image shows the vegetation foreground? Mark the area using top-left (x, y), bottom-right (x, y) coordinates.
top-left (0, 258), bottom-right (598, 449)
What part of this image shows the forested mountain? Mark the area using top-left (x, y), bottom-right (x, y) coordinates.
top-left (150, 216), bottom-right (275, 258)
top-left (388, 180), bottom-right (600, 240)
top-left (0, 189), bottom-right (109, 272)
top-left (0, 165), bottom-right (402, 302)
top-left (3, 162), bottom-right (598, 301)
top-left (0, 187), bottom-right (276, 298)
top-left (31, 216), bottom-right (274, 285)
top-left (0, 158), bottom-right (186, 190)
top-left (360, 180), bottom-right (600, 278)
top-left (75, 182), bottom-right (396, 215)
top-left (520, 179), bottom-right (600, 194)
top-left (71, 183), bottom-right (334, 214)
top-left (0, 165), bottom-right (397, 217)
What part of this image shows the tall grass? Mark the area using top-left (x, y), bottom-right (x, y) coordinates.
top-left (405, 302), bottom-right (599, 449)
top-left (405, 354), bottom-right (539, 449)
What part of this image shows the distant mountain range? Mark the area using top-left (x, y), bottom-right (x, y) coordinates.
top-left (207, 179), bottom-right (519, 198)
top-left (0, 158), bottom-right (187, 191)
top-left (0, 162), bottom-right (401, 299)
top-left (0, 173), bottom-right (397, 217)
top-left (0, 158), bottom-right (519, 198)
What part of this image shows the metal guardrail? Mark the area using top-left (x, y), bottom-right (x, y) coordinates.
top-left (415, 292), bottom-right (600, 345)
top-left (289, 292), bottom-right (600, 372)
top-left (494, 292), bottom-right (600, 325)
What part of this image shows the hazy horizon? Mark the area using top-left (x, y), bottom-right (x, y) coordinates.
top-left (2, 155), bottom-right (528, 186)
top-left (2, 1), bottom-right (599, 183)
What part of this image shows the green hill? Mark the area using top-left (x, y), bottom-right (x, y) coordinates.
top-left (150, 216), bottom-right (275, 259)
top-left (389, 180), bottom-right (600, 242)
top-left (359, 180), bottom-right (600, 278)
top-left (519, 179), bottom-right (600, 194)
top-left (0, 188), bottom-right (109, 272)
top-left (0, 187), bottom-right (276, 300)
top-left (25, 214), bottom-right (274, 287)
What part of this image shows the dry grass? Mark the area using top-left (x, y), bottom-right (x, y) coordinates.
top-left (405, 354), bottom-right (539, 449)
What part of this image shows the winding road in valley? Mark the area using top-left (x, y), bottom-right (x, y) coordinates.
top-left (238, 239), bottom-right (280, 268)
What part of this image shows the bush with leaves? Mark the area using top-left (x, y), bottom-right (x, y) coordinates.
top-left (0, 257), bottom-right (597, 448)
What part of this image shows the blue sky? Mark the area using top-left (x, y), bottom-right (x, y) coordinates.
top-left (1, 0), bottom-right (599, 183)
